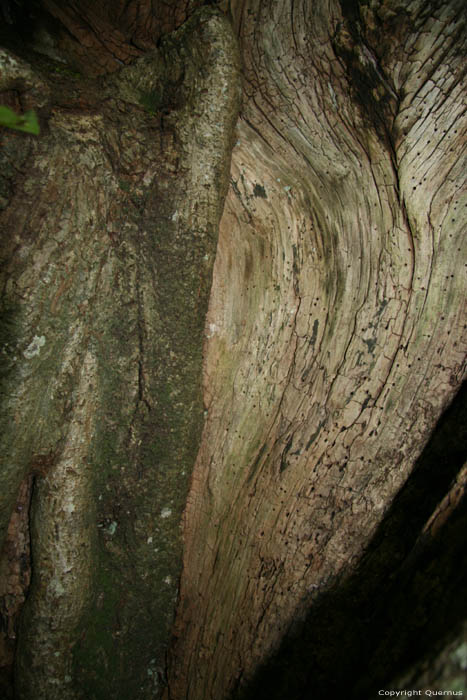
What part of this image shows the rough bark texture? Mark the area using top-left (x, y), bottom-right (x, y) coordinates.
top-left (167, 0), bottom-right (466, 698)
top-left (0, 0), bottom-right (465, 699)
top-left (0, 6), bottom-right (240, 698)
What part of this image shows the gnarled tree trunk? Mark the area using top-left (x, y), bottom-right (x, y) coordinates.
top-left (0, 1), bottom-right (465, 699)
top-left (167, 0), bottom-right (466, 697)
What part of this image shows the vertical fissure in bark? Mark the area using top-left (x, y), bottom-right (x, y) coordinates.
top-left (1, 6), bottom-right (241, 698)
top-left (0, 473), bottom-right (33, 692)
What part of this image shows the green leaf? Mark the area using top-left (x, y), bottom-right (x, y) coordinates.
top-left (0, 106), bottom-right (40, 135)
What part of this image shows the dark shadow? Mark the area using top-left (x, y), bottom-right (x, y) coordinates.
top-left (233, 382), bottom-right (467, 699)
top-left (0, 305), bottom-right (23, 700)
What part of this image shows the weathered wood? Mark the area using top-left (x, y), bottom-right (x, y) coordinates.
top-left (167, 1), bottom-right (466, 697)
top-left (0, 1), bottom-right (465, 698)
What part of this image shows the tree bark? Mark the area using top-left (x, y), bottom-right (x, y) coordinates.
top-left (167, 0), bottom-right (466, 697)
top-left (0, 6), bottom-right (240, 698)
top-left (0, 1), bottom-right (465, 699)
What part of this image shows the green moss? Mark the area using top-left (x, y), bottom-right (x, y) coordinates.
top-left (0, 5), bottom-right (241, 697)
top-left (52, 65), bottom-right (81, 79)
top-left (118, 179), bottom-right (130, 193)
top-left (138, 88), bottom-right (164, 115)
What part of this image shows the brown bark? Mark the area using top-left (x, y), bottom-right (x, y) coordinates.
top-left (39, 0), bottom-right (208, 75)
top-left (0, 1), bottom-right (465, 699)
top-left (0, 5), bottom-right (240, 698)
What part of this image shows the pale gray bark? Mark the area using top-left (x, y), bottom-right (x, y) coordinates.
top-left (168, 1), bottom-right (466, 697)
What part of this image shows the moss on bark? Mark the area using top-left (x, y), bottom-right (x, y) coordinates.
top-left (0, 7), bottom-right (240, 699)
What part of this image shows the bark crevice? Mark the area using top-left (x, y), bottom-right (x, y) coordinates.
top-left (0, 8), bottom-right (241, 698)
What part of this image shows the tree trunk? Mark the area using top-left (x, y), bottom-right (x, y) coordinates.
top-left (0, 6), bottom-right (240, 698)
top-left (0, 1), bottom-right (465, 699)
top-left (167, 0), bottom-right (466, 697)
